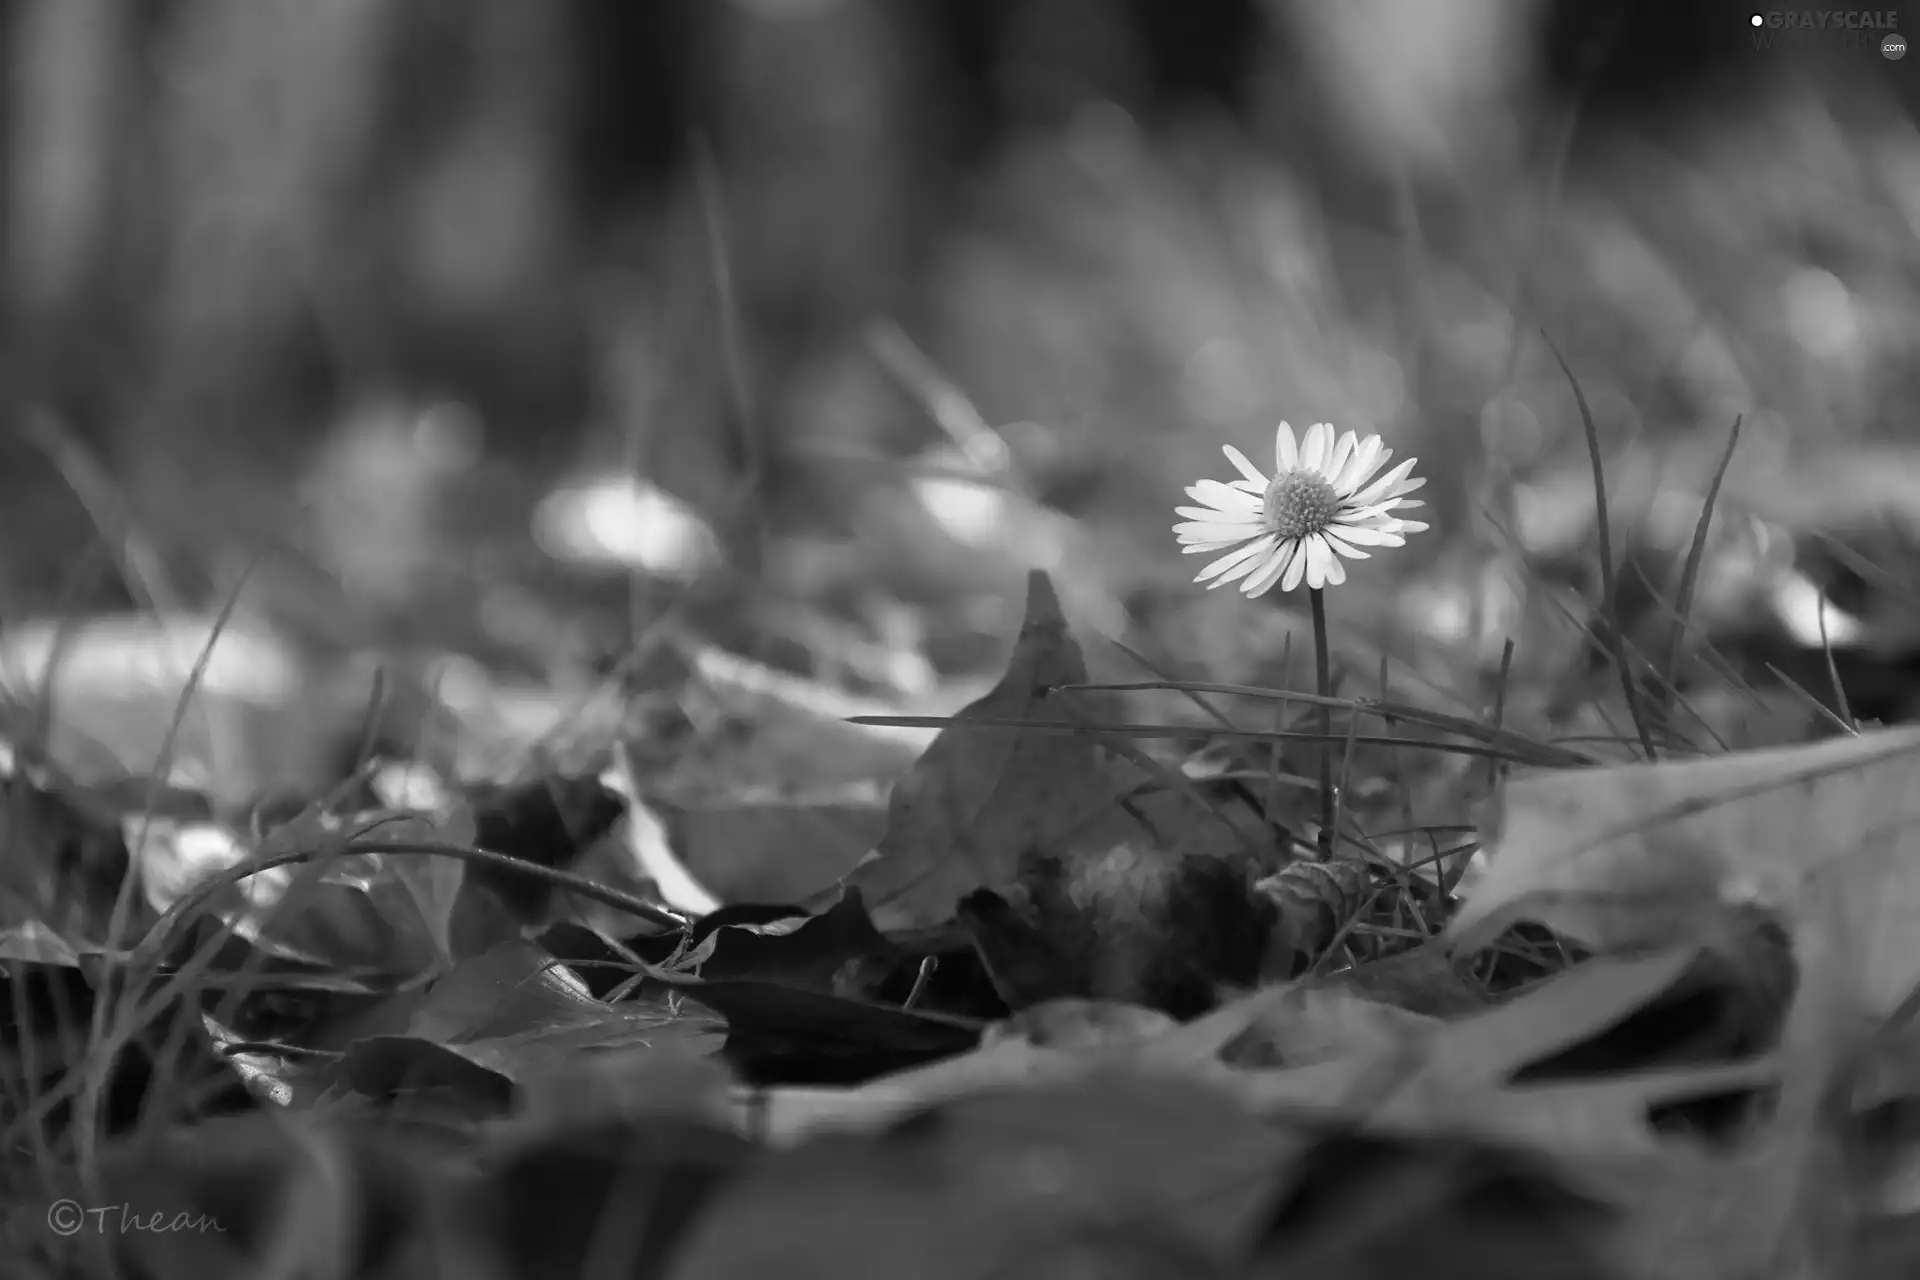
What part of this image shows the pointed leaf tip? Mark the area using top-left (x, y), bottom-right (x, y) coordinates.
top-left (1020, 570), bottom-right (1064, 635)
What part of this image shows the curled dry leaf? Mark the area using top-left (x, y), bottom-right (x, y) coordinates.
top-left (1255, 857), bottom-right (1375, 963)
top-left (1452, 725), bottom-right (1920, 1020)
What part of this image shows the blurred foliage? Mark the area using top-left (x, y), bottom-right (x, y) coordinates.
top-left (1, 0), bottom-right (1918, 735)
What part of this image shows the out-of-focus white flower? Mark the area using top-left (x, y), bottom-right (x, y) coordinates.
top-left (1174, 422), bottom-right (1428, 596)
top-left (532, 475), bottom-right (721, 580)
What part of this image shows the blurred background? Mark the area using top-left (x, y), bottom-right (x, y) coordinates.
top-left (4, 0), bottom-right (1920, 799)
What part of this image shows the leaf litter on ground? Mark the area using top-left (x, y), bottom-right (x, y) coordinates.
top-left (13, 564), bottom-right (1920, 1279)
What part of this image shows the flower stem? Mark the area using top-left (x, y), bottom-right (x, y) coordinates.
top-left (1309, 586), bottom-right (1334, 858)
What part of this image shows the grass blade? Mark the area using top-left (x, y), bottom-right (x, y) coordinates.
top-left (1815, 588), bottom-right (1858, 732)
top-left (1052, 681), bottom-right (1594, 767)
top-left (848, 713), bottom-right (1578, 766)
top-left (1545, 335), bottom-right (1657, 759)
top-left (1660, 413), bottom-right (1741, 727)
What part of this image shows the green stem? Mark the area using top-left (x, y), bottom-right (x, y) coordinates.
top-left (1309, 586), bottom-right (1334, 858)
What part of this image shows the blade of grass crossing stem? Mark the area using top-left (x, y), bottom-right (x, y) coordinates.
top-left (1660, 415), bottom-right (1741, 723)
top-left (1108, 638), bottom-right (1238, 731)
top-left (1546, 336), bottom-right (1656, 758)
top-left (1055, 682), bottom-right (1594, 768)
top-left (847, 714), bottom-right (1569, 764)
top-left (1053, 696), bottom-right (1266, 862)
top-left (1103, 638), bottom-right (1297, 842)
top-left (1105, 640), bottom-right (1285, 849)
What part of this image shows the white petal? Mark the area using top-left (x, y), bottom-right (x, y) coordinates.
top-left (1274, 422), bottom-right (1299, 472)
top-left (1352, 443), bottom-right (1393, 490)
top-left (1337, 502), bottom-right (1408, 525)
top-left (1280, 539), bottom-right (1309, 592)
top-left (1175, 505), bottom-right (1226, 520)
top-left (1208, 543), bottom-right (1275, 588)
top-left (1299, 537), bottom-right (1326, 588)
top-left (1322, 529), bottom-right (1370, 560)
top-left (1335, 436), bottom-right (1386, 492)
top-left (1328, 433), bottom-right (1374, 487)
top-left (1300, 423), bottom-right (1330, 472)
top-left (1222, 445), bottom-right (1269, 487)
top-left (1194, 536), bottom-right (1273, 583)
top-left (1175, 520), bottom-right (1262, 542)
top-left (1190, 479), bottom-right (1263, 511)
top-left (1324, 521), bottom-right (1403, 547)
top-left (1349, 458), bottom-right (1420, 509)
top-left (1320, 537), bottom-right (1349, 586)
top-left (1209, 552), bottom-right (1271, 587)
top-left (1176, 509), bottom-right (1262, 532)
top-left (1395, 519), bottom-right (1430, 534)
top-left (1241, 545), bottom-right (1291, 597)
top-left (1323, 431), bottom-right (1356, 484)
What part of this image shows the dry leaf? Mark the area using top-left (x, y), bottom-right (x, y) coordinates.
top-left (1451, 725), bottom-right (1920, 1020)
top-left (650, 640), bottom-right (939, 798)
top-left (1422, 948), bottom-right (1701, 1084)
top-left (658, 798), bottom-right (886, 907)
top-left (849, 571), bottom-right (1139, 933)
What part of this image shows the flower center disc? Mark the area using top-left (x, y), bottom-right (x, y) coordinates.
top-left (1264, 471), bottom-right (1337, 540)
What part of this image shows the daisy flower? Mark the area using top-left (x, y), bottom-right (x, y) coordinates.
top-left (1174, 422), bottom-right (1428, 597)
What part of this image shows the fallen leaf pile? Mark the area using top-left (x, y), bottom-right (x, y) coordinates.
top-left (1, 570), bottom-right (1919, 1277)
